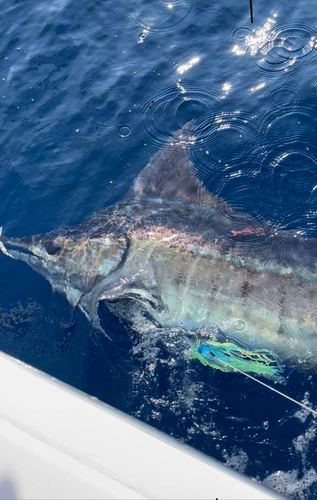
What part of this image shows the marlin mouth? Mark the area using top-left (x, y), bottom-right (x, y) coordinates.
top-left (0, 229), bottom-right (43, 263)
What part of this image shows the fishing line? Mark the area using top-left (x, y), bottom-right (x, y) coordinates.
top-left (217, 357), bottom-right (317, 418)
top-left (249, 0), bottom-right (253, 23)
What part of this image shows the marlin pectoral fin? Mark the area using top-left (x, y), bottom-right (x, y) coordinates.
top-left (0, 227), bottom-right (12, 258)
top-left (78, 297), bottom-right (112, 341)
top-left (103, 287), bottom-right (164, 313)
top-left (100, 269), bottom-right (164, 312)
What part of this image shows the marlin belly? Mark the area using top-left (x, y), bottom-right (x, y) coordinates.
top-left (115, 235), bottom-right (317, 370)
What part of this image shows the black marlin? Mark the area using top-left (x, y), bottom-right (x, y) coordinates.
top-left (1, 122), bottom-right (317, 379)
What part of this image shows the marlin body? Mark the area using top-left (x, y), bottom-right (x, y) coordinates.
top-left (2, 122), bottom-right (317, 374)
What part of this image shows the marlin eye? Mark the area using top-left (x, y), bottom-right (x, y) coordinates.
top-left (45, 240), bottom-right (62, 256)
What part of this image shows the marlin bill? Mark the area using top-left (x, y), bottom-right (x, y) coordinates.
top-left (2, 122), bottom-right (317, 380)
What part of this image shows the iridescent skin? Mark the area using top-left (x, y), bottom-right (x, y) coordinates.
top-left (2, 122), bottom-right (317, 370)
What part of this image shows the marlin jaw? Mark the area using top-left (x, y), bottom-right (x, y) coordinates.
top-left (0, 228), bottom-right (80, 306)
top-left (0, 229), bottom-right (45, 265)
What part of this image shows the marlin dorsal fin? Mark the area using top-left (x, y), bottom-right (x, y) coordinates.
top-left (128, 122), bottom-right (265, 233)
top-left (129, 121), bottom-right (218, 208)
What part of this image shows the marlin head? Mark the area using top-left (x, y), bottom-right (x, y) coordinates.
top-left (0, 121), bottom-right (199, 334)
top-left (0, 226), bottom-right (128, 332)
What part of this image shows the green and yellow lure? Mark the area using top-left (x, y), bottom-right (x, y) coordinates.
top-left (191, 340), bottom-right (283, 381)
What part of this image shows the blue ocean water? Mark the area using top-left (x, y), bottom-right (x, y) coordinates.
top-left (1, 0), bottom-right (317, 497)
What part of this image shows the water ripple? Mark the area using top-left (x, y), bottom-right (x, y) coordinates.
top-left (116, 123), bottom-right (133, 139)
top-left (231, 18), bottom-right (317, 76)
top-left (191, 110), bottom-right (267, 228)
top-left (230, 25), bottom-right (253, 45)
top-left (255, 94), bottom-right (317, 230)
top-left (136, 81), bottom-right (223, 149)
top-left (130, 0), bottom-right (195, 36)
top-left (257, 84), bottom-right (299, 110)
top-left (182, 4), bottom-right (237, 49)
top-left (193, 110), bottom-right (260, 178)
